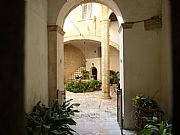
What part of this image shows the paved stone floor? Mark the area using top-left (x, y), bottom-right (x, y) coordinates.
top-left (66, 88), bottom-right (137, 135)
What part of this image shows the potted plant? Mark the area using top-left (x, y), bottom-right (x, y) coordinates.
top-left (109, 70), bottom-right (120, 85)
top-left (87, 80), bottom-right (101, 91)
top-left (132, 95), bottom-right (164, 131)
top-left (132, 95), bottom-right (158, 110)
top-left (95, 80), bottom-right (102, 91)
top-left (138, 120), bottom-right (172, 135)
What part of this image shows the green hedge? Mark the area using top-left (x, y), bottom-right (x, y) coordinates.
top-left (66, 80), bottom-right (101, 93)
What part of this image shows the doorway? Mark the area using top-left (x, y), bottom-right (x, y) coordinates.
top-left (62, 2), bottom-right (124, 134)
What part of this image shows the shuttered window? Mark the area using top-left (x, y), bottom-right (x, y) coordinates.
top-left (82, 3), bottom-right (92, 19)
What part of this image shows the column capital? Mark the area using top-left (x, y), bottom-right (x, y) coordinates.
top-left (144, 16), bottom-right (162, 31)
top-left (100, 19), bottom-right (110, 24)
top-left (48, 25), bottom-right (65, 35)
top-left (121, 22), bottom-right (134, 29)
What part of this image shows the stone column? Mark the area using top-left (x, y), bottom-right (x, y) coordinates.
top-left (100, 19), bottom-right (111, 99)
top-left (48, 25), bottom-right (65, 103)
top-left (57, 26), bottom-right (65, 104)
top-left (48, 25), bottom-right (58, 102)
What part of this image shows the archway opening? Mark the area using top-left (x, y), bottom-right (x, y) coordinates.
top-left (60, 2), bottom-right (125, 134)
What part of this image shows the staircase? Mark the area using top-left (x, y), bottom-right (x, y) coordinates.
top-left (65, 66), bottom-right (86, 82)
top-left (64, 66), bottom-right (86, 90)
top-left (71, 66), bottom-right (86, 80)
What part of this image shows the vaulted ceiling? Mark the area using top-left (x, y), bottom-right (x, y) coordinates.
top-left (48, 0), bottom-right (162, 25)
top-left (113, 0), bottom-right (161, 22)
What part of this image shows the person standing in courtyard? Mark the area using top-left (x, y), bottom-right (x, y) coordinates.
top-left (90, 63), bottom-right (97, 80)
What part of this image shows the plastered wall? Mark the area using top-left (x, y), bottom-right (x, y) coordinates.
top-left (123, 22), bottom-right (161, 129)
top-left (160, 0), bottom-right (172, 120)
top-left (25, 0), bottom-right (48, 112)
top-left (64, 3), bottom-right (102, 38)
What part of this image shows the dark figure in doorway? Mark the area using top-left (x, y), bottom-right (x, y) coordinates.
top-left (90, 63), bottom-right (97, 80)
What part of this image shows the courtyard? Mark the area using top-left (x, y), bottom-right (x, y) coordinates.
top-left (66, 89), bottom-right (136, 135)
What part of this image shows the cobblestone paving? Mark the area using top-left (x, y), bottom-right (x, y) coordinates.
top-left (66, 89), bottom-right (136, 135)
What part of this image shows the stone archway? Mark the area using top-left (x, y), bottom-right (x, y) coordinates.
top-left (56, 0), bottom-right (123, 28)
top-left (58, 1), bottom-right (123, 98)
top-left (64, 35), bottom-right (120, 51)
top-left (47, 0), bottom-right (172, 130)
top-left (47, 0), bottom-right (125, 129)
top-left (47, 0), bottom-right (123, 100)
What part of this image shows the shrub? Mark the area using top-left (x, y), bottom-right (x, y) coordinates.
top-left (109, 70), bottom-right (120, 84)
top-left (66, 81), bottom-right (89, 93)
top-left (25, 99), bottom-right (80, 135)
top-left (88, 80), bottom-right (101, 89)
top-left (66, 80), bottom-right (101, 93)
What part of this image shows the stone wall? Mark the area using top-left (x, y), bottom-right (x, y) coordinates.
top-left (64, 44), bottom-right (85, 80)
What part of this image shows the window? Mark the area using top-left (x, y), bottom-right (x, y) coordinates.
top-left (82, 3), bottom-right (92, 19)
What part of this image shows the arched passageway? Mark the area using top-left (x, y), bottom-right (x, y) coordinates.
top-left (57, 2), bottom-right (124, 134)
top-left (48, 0), bottom-right (124, 112)
top-left (0, 0), bottom-right (177, 134)
top-left (46, 0), bottom-right (172, 130)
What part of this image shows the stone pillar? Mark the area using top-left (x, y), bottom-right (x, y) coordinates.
top-left (48, 25), bottom-right (65, 103)
top-left (100, 19), bottom-right (111, 99)
top-left (57, 26), bottom-right (65, 104)
top-left (48, 25), bottom-right (58, 102)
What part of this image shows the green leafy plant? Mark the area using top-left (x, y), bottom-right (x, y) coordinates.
top-left (81, 69), bottom-right (89, 79)
top-left (132, 95), bottom-right (158, 109)
top-left (88, 80), bottom-right (101, 89)
top-left (95, 80), bottom-right (102, 87)
top-left (94, 80), bottom-right (102, 90)
top-left (109, 70), bottom-right (120, 84)
top-left (66, 80), bottom-right (101, 93)
top-left (132, 95), bottom-right (162, 131)
top-left (25, 99), bottom-right (80, 135)
top-left (66, 80), bottom-right (88, 93)
top-left (138, 120), bottom-right (172, 135)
